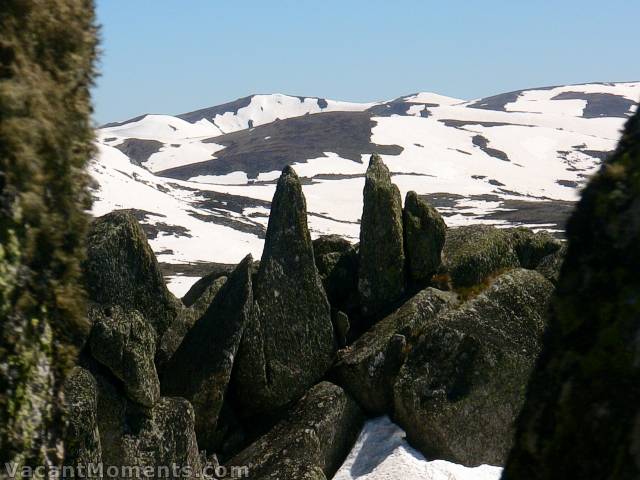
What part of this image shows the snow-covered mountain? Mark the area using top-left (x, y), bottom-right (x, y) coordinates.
top-left (91, 82), bottom-right (639, 295)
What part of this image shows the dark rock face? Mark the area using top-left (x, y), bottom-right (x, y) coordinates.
top-left (161, 255), bottom-right (253, 452)
top-left (313, 236), bottom-right (359, 317)
top-left (503, 110), bottom-right (640, 478)
top-left (158, 275), bottom-right (228, 369)
top-left (63, 368), bottom-right (102, 467)
top-left (358, 154), bottom-right (406, 317)
top-left (225, 382), bottom-right (364, 480)
top-left (232, 167), bottom-right (335, 417)
top-left (89, 305), bottom-right (160, 408)
top-left (334, 288), bottom-right (457, 415)
top-left (403, 191), bottom-right (447, 283)
top-left (442, 225), bottom-right (519, 288)
top-left (181, 264), bottom-right (234, 307)
top-left (85, 210), bottom-right (183, 350)
top-left (394, 269), bottom-right (554, 466)
top-left (0, 0), bottom-right (97, 468)
top-left (534, 245), bottom-right (566, 285)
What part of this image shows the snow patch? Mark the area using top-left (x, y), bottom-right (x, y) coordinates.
top-left (332, 417), bottom-right (502, 480)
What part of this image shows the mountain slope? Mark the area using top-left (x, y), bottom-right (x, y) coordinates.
top-left (91, 82), bottom-right (639, 294)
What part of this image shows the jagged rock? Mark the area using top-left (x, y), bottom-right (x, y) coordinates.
top-left (358, 154), bottom-right (406, 317)
top-left (403, 191), bottom-right (447, 282)
top-left (181, 264), bottom-right (234, 307)
top-left (84, 210), bottom-right (183, 353)
top-left (313, 234), bottom-right (353, 257)
top-left (506, 227), bottom-right (562, 269)
top-left (394, 269), bottom-right (553, 466)
top-left (121, 398), bottom-right (201, 479)
top-left (334, 311), bottom-right (350, 348)
top-left (534, 245), bottom-right (566, 284)
top-left (442, 225), bottom-right (519, 288)
top-left (158, 276), bottom-right (228, 369)
top-left (64, 367), bottom-right (102, 467)
top-left (502, 110), bottom-right (640, 478)
top-left (161, 255), bottom-right (253, 452)
top-left (314, 236), bottom-right (359, 315)
top-left (89, 305), bottom-right (160, 408)
top-left (225, 382), bottom-right (364, 480)
top-left (334, 288), bottom-right (457, 415)
top-left (92, 369), bottom-right (201, 479)
top-left (232, 167), bottom-right (335, 416)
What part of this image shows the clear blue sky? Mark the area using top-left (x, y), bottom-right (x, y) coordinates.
top-left (94, 0), bottom-right (640, 124)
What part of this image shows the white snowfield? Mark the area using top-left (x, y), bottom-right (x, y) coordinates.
top-left (332, 417), bottom-right (502, 480)
top-left (92, 83), bottom-right (639, 296)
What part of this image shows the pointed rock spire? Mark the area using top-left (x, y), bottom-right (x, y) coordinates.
top-left (161, 254), bottom-right (254, 452)
top-left (403, 191), bottom-right (447, 283)
top-left (358, 154), bottom-right (406, 317)
top-left (232, 166), bottom-right (335, 416)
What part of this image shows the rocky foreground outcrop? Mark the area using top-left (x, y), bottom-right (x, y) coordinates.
top-left (0, 0), bottom-right (97, 469)
top-left (502, 105), bottom-right (640, 478)
top-left (64, 151), bottom-right (640, 478)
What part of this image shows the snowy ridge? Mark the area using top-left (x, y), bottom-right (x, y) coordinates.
top-left (91, 82), bottom-right (639, 296)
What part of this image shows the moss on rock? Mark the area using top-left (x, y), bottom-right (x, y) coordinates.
top-left (442, 225), bottom-right (519, 288)
top-left (63, 367), bottom-right (102, 468)
top-left (0, 0), bottom-right (97, 469)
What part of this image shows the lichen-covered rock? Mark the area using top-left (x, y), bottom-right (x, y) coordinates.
top-left (506, 227), bottom-right (562, 269)
top-left (502, 109), bottom-right (640, 479)
top-left (232, 167), bottom-right (335, 416)
top-left (225, 382), bottom-right (364, 480)
top-left (0, 0), bottom-right (97, 468)
top-left (120, 398), bottom-right (202, 479)
top-left (394, 269), bottom-right (553, 466)
top-left (92, 369), bottom-right (201, 479)
top-left (534, 245), bottom-right (566, 285)
top-left (442, 225), bottom-right (519, 288)
top-left (358, 154), bottom-right (406, 317)
top-left (63, 367), bottom-right (102, 467)
top-left (334, 288), bottom-right (457, 415)
top-left (85, 210), bottom-right (183, 346)
top-left (161, 255), bottom-right (253, 452)
top-left (403, 191), bottom-right (447, 283)
top-left (89, 305), bottom-right (160, 408)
